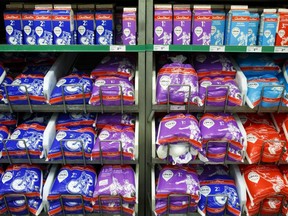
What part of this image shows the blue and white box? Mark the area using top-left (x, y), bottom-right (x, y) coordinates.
top-left (225, 5), bottom-right (250, 46)
top-left (258, 9), bottom-right (278, 46)
top-left (211, 10), bottom-right (226, 45)
top-left (248, 10), bottom-right (260, 46)
top-left (22, 4), bottom-right (35, 45)
top-left (4, 4), bottom-right (23, 45)
top-left (52, 4), bottom-right (74, 45)
top-left (95, 4), bottom-right (114, 45)
top-left (34, 4), bottom-right (53, 45)
top-left (76, 4), bottom-right (95, 45)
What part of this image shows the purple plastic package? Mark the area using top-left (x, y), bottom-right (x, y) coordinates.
top-left (193, 53), bottom-right (236, 78)
top-left (192, 6), bottom-right (212, 45)
top-left (198, 113), bottom-right (244, 163)
top-left (90, 56), bottom-right (136, 81)
top-left (89, 76), bottom-right (135, 106)
top-left (154, 5), bottom-right (172, 45)
top-left (155, 165), bottom-right (200, 215)
top-left (156, 113), bottom-right (202, 151)
top-left (198, 77), bottom-right (242, 107)
top-left (92, 125), bottom-right (135, 160)
top-left (93, 165), bottom-right (136, 215)
top-left (94, 113), bottom-right (136, 129)
top-left (156, 55), bottom-right (200, 106)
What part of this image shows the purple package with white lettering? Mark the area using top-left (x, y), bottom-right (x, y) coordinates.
top-left (89, 76), bottom-right (135, 106)
top-left (92, 125), bottom-right (135, 160)
top-left (192, 6), bottom-right (212, 45)
top-left (198, 77), bottom-right (242, 107)
top-left (156, 55), bottom-right (200, 105)
top-left (193, 53), bottom-right (236, 78)
top-left (122, 8), bottom-right (137, 45)
top-left (155, 165), bottom-right (200, 215)
top-left (173, 5), bottom-right (191, 45)
top-left (154, 4), bottom-right (172, 45)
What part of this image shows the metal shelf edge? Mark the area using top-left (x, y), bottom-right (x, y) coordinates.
top-left (0, 159), bottom-right (138, 164)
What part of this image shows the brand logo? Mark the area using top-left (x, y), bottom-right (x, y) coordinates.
top-left (203, 119), bottom-right (215, 129)
top-left (213, 15), bottom-right (225, 20)
top-left (232, 16), bottom-right (249, 21)
top-left (2, 172), bottom-right (13, 183)
top-left (4, 14), bottom-right (21, 19)
top-left (248, 171), bottom-right (260, 183)
top-left (164, 120), bottom-right (176, 129)
top-left (99, 130), bottom-right (110, 140)
top-left (57, 170), bottom-right (68, 183)
top-left (200, 186), bottom-right (211, 196)
top-left (196, 16), bottom-right (212, 20)
top-left (162, 170), bottom-right (173, 182)
top-left (155, 15), bottom-right (172, 20)
top-left (34, 15), bottom-right (51, 20)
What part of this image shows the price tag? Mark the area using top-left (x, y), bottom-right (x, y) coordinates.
top-left (170, 105), bottom-right (186, 111)
top-left (246, 46), bottom-right (262, 52)
top-left (110, 45), bottom-right (126, 52)
top-left (209, 46), bottom-right (225, 52)
top-left (274, 46), bottom-right (288, 53)
top-left (154, 45), bottom-right (169, 51)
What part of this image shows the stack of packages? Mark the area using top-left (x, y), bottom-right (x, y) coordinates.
top-left (155, 165), bottom-right (241, 216)
top-left (156, 54), bottom-right (243, 107)
top-left (156, 113), bottom-right (246, 164)
top-left (89, 55), bottom-right (136, 106)
top-left (0, 164), bottom-right (44, 215)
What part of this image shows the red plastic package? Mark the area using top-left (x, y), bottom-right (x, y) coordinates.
top-left (243, 165), bottom-right (285, 205)
top-left (271, 113), bottom-right (288, 133)
top-left (245, 124), bottom-right (284, 164)
top-left (238, 113), bottom-right (275, 128)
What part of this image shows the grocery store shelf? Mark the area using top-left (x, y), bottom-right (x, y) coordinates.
top-left (0, 158), bottom-right (138, 165)
top-left (152, 104), bottom-right (287, 113)
top-left (0, 104), bottom-right (139, 113)
top-left (0, 45), bottom-right (146, 52)
top-left (152, 158), bottom-right (247, 165)
top-left (39, 213), bottom-right (136, 216)
top-left (147, 44), bottom-right (288, 53)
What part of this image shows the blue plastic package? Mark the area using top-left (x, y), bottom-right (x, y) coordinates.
top-left (237, 54), bottom-right (281, 77)
top-left (56, 113), bottom-right (96, 129)
top-left (0, 64), bottom-right (7, 85)
top-left (246, 75), bottom-right (283, 109)
top-left (277, 73), bottom-right (288, 107)
top-left (48, 126), bottom-right (96, 161)
top-left (49, 73), bottom-right (93, 105)
top-left (0, 112), bottom-right (16, 127)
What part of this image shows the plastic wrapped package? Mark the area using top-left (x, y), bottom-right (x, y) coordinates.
top-left (198, 77), bottom-right (242, 107)
top-left (49, 72), bottom-right (93, 105)
top-left (48, 165), bottom-right (96, 215)
top-left (156, 113), bottom-right (201, 164)
top-left (193, 53), bottom-right (236, 78)
top-left (90, 55), bottom-right (136, 81)
top-left (156, 55), bottom-right (200, 106)
top-left (198, 113), bottom-right (245, 163)
top-left (155, 165), bottom-right (200, 216)
top-left (0, 76), bottom-right (13, 103)
top-left (56, 113), bottom-right (96, 129)
top-left (94, 113), bottom-right (136, 129)
top-left (92, 125), bottom-right (135, 161)
top-left (93, 165), bottom-right (136, 216)
top-left (89, 76), bottom-right (135, 106)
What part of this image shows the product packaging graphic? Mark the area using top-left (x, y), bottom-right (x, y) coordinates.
top-left (248, 10), bottom-right (260, 46)
top-left (52, 4), bottom-right (74, 45)
top-left (4, 4), bottom-right (23, 45)
top-left (154, 4), bottom-right (173, 45)
top-left (192, 5), bottom-right (212, 45)
top-left (115, 8), bottom-right (123, 45)
top-left (76, 4), bottom-right (95, 45)
top-left (225, 5), bottom-right (250, 46)
top-left (211, 9), bottom-right (226, 45)
top-left (22, 5), bottom-right (35, 45)
top-left (258, 9), bottom-right (278, 46)
top-left (276, 9), bottom-right (288, 46)
top-left (122, 7), bottom-right (137, 45)
top-left (173, 5), bottom-right (191, 45)
top-left (95, 4), bottom-right (114, 45)
top-left (33, 4), bottom-right (53, 45)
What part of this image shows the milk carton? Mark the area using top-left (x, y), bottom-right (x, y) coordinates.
top-left (192, 5), bottom-right (212, 45)
top-left (248, 10), bottom-right (260, 45)
top-left (154, 4), bottom-right (172, 45)
top-left (122, 8), bottom-right (137, 45)
top-left (225, 5), bottom-right (250, 46)
top-left (211, 9), bottom-right (226, 45)
top-left (276, 9), bottom-right (288, 46)
top-left (258, 9), bottom-right (278, 46)
top-left (76, 4), bottom-right (95, 45)
top-left (22, 4), bottom-right (35, 45)
top-left (115, 7), bottom-right (123, 45)
top-left (173, 5), bottom-right (191, 45)
top-left (34, 4), bottom-right (53, 45)
top-left (4, 4), bottom-right (23, 45)
top-left (52, 4), bottom-right (74, 45)
top-left (95, 4), bottom-right (114, 45)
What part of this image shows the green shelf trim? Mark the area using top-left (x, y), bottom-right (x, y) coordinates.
top-left (0, 45), bottom-right (146, 52)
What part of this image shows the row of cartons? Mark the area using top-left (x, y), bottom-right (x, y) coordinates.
top-left (4, 3), bottom-right (137, 45)
top-left (154, 4), bottom-right (288, 46)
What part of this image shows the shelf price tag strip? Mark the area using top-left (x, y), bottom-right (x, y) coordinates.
top-left (154, 45), bottom-right (169, 51)
top-left (209, 45), bottom-right (225, 52)
top-left (274, 46), bottom-right (288, 53)
top-left (109, 45), bottom-right (126, 52)
top-left (246, 46), bottom-right (262, 53)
